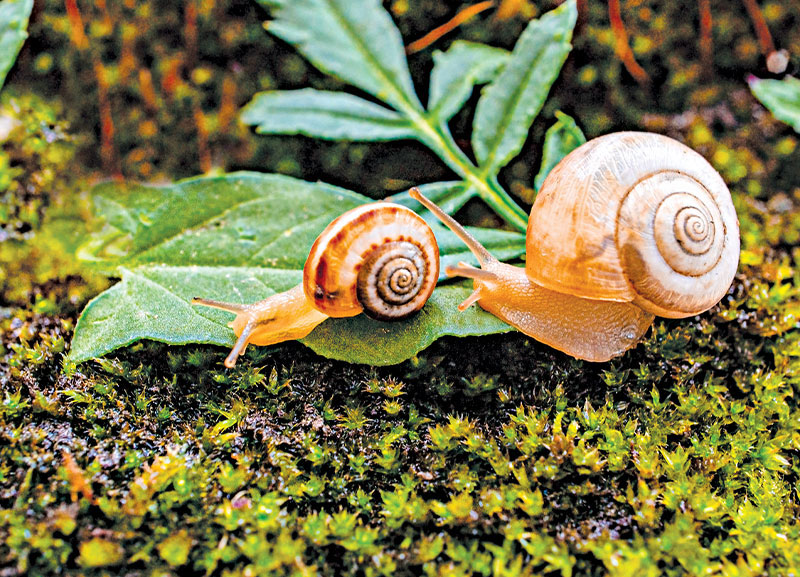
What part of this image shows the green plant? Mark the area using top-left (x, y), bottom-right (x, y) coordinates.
top-left (749, 75), bottom-right (800, 133)
top-left (0, 0), bottom-right (33, 91)
top-left (243, 0), bottom-right (577, 232)
top-left (69, 0), bottom-right (582, 366)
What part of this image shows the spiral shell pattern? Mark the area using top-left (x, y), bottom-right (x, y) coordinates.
top-left (303, 203), bottom-right (439, 320)
top-left (617, 169), bottom-right (733, 317)
top-left (526, 132), bottom-right (739, 318)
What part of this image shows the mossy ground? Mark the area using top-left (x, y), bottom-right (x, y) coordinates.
top-left (2, 1), bottom-right (800, 575)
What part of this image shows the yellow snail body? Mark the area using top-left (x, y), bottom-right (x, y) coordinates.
top-left (411, 131), bottom-right (740, 362)
top-left (193, 203), bottom-right (439, 367)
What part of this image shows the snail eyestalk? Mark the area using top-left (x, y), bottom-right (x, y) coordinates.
top-left (192, 284), bottom-right (328, 368)
top-left (409, 187), bottom-right (495, 266)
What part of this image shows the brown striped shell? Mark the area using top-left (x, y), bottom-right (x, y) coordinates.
top-left (525, 132), bottom-right (739, 318)
top-left (303, 203), bottom-right (439, 320)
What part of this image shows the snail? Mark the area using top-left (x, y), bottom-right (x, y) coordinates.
top-left (410, 131), bottom-right (739, 362)
top-left (192, 202), bottom-right (439, 367)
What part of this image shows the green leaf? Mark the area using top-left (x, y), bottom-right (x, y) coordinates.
top-left (435, 222), bottom-right (525, 275)
top-left (70, 173), bottom-right (522, 365)
top-left (471, 0), bottom-right (577, 175)
top-left (69, 267), bottom-right (512, 366)
top-left (0, 0), bottom-right (33, 90)
top-left (428, 41), bottom-right (509, 123)
top-left (533, 111), bottom-right (586, 192)
top-left (386, 181), bottom-right (476, 219)
top-left (749, 75), bottom-right (800, 133)
top-left (241, 89), bottom-right (416, 141)
top-left (78, 172), bottom-right (367, 271)
top-left (258, 0), bottom-right (420, 111)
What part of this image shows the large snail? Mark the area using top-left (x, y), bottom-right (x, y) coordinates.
top-left (193, 202), bottom-right (439, 367)
top-left (411, 132), bottom-right (740, 362)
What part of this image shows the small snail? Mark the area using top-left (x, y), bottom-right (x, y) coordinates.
top-left (193, 203), bottom-right (439, 367)
top-left (410, 132), bottom-right (740, 362)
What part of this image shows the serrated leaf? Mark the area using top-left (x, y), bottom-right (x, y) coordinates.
top-left (749, 75), bottom-right (800, 133)
top-left (428, 41), bottom-right (509, 123)
top-left (471, 0), bottom-right (577, 175)
top-left (0, 0), bottom-right (33, 90)
top-left (534, 111), bottom-right (586, 192)
top-left (258, 0), bottom-right (420, 111)
top-left (241, 89), bottom-right (416, 141)
top-left (70, 173), bottom-right (524, 365)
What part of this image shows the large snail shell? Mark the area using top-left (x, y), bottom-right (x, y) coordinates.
top-left (525, 132), bottom-right (739, 318)
top-left (303, 203), bottom-right (439, 321)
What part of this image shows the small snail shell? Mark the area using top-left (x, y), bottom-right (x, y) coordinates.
top-left (411, 132), bottom-right (740, 362)
top-left (193, 203), bottom-right (439, 367)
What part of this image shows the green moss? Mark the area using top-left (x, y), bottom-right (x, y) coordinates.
top-left (0, 92), bottom-right (74, 240)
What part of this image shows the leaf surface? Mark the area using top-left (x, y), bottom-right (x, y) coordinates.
top-left (471, 0), bottom-right (577, 175)
top-left (241, 89), bottom-right (416, 141)
top-left (428, 41), bottom-right (509, 123)
top-left (69, 266), bottom-right (512, 366)
top-left (71, 173), bottom-right (523, 365)
top-left (386, 181), bottom-right (475, 220)
top-left (749, 76), bottom-right (800, 133)
top-left (258, 0), bottom-right (420, 111)
top-left (80, 173), bottom-right (367, 270)
top-left (0, 0), bottom-right (33, 90)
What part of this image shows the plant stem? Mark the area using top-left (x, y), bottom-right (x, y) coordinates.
top-left (400, 105), bottom-right (529, 232)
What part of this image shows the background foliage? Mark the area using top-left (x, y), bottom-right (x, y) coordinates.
top-left (1, 1), bottom-right (800, 576)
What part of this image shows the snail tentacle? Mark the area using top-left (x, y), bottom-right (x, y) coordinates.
top-left (445, 262), bottom-right (498, 282)
top-left (457, 287), bottom-right (483, 311)
top-left (191, 297), bottom-right (248, 313)
top-left (410, 188), bottom-right (496, 266)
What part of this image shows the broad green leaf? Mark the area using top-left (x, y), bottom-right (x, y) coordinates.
top-left (78, 172), bottom-right (367, 271)
top-left (258, 0), bottom-right (421, 111)
top-left (533, 111), bottom-right (586, 192)
top-left (471, 0), bottom-right (577, 175)
top-left (749, 75), bottom-right (800, 133)
top-left (79, 173), bottom-right (524, 276)
top-left (0, 0), bottom-right (33, 90)
top-left (303, 284), bottom-right (512, 364)
top-left (71, 173), bottom-right (523, 365)
top-left (241, 89), bottom-right (416, 141)
top-left (428, 41), bottom-right (509, 123)
top-left (69, 266), bottom-right (512, 366)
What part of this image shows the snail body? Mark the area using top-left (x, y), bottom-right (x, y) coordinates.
top-left (411, 132), bottom-right (739, 362)
top-left (193, 203), bottom-right (439, 367)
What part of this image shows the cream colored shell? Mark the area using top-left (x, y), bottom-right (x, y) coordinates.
top-left (525, 132), bottom-right (739, 318)
top-left (303, 203), bottom-right (439, 320)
